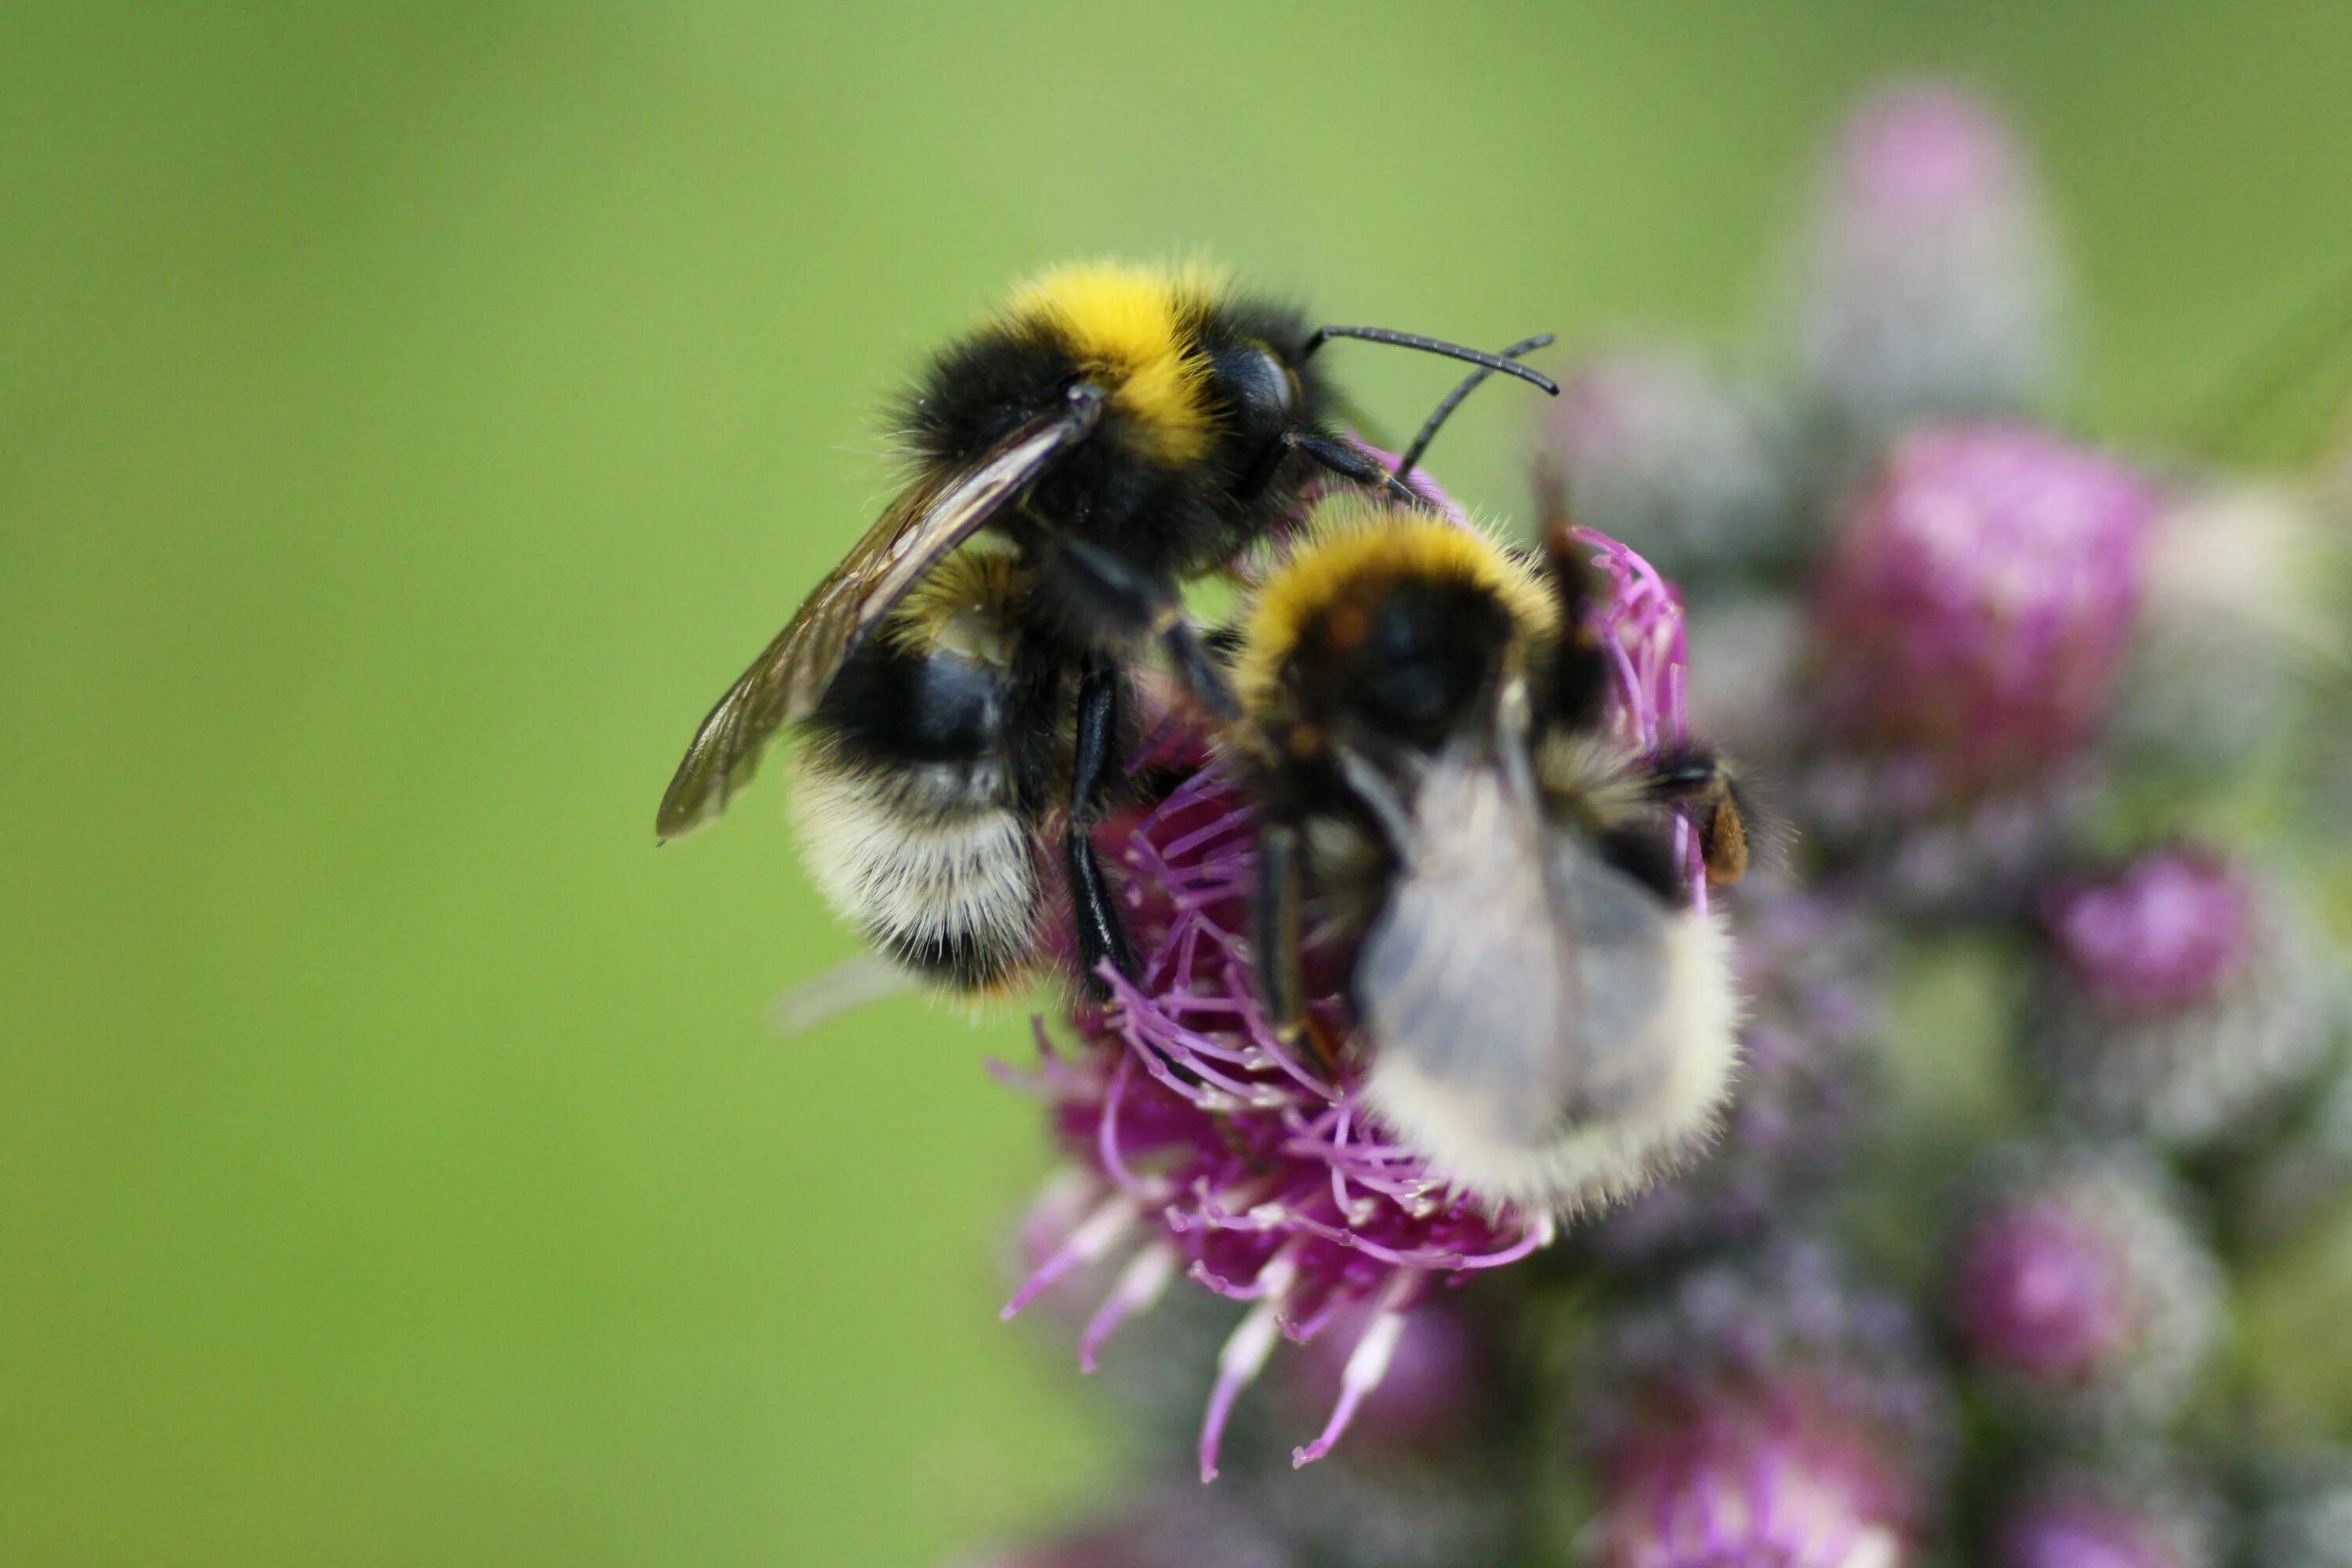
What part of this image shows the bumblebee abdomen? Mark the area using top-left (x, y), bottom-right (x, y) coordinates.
top-left (788, 749), bottom-right (1043, 994)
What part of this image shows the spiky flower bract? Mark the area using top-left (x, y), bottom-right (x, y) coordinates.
top-left (1538, 348), bottom-right (1799, 588)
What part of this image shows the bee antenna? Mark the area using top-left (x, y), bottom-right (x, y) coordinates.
top-left (1392, 333), bottom-right (1555, 487)
top-left (1303, 325), bottom-right (1563, 396)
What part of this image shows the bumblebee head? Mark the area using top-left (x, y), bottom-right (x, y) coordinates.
top-left (1240, 501), bottom-right (1559, 757)
top-left (1000, 262), bottom-right (1554, 482)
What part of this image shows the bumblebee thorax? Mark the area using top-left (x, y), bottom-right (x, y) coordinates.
top-left (1003, 263), bottom-right (1221, 466)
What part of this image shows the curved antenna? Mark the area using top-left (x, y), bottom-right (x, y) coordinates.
top-left (1304, 325), bottom-right (1563, 396)
top-left (1392, 332), bottom-right (1555, 484)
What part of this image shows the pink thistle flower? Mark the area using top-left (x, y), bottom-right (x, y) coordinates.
top-left (2027, 847), bottom-right (2336, 1149)
top-left (1799, 425), bottom-right (2157, 913)
top-left (1798, 82), bottom-right (2067, 449)
top-left (1812, 425), bottom-right (2156, 798)
top-left (1946, 1143), bottom-right (2221, 1430)
top-left (1000, 511), bottom-right (1704, 1483)
top-left (1573, 1241), bottom-right (1951, 1568)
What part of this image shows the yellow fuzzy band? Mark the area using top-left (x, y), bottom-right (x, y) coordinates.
top-left (1001, 261), bottom-right (1224, 465)
top-left (1236, 498), bottom-right (1559, 709)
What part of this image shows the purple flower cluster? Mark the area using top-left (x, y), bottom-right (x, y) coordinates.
top-left (955, 77), bottom-right (2352, 1568)
top-left (1002, 524), bottom-right (1696, 1482)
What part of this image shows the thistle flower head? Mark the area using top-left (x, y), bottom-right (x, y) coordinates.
top-left (1811, 425), bottom-right (2156, 803)
top-left (1947, 1143), bottom-right (2221, 1428)
top-left (2026, 847), bottom-right (2335, 1149)
top-left (1572, 1241), bottom-right (1951, 1568)
top-left (1991, 1447), bottom-right (2225, 1568)
top-left (1798, 81), bottom-right (2065, 447)
top-left (2043, 848), bottom-right (2256, 1017)
top-left (1002, 487), bottom-right (1704, 1483)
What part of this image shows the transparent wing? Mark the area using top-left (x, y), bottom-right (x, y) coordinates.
top-left (1356, 750), bottom-right (1680, 1147)
top-left (1356, 753), bottom-right (1576, 1145)
top-left (654, 391), bottom-right (1102, 840)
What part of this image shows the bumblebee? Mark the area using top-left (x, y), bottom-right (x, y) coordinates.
top-left (657, 260), bottom-right (1556, 991)
top-left (1231, 499), bottom-right (1751, 1212)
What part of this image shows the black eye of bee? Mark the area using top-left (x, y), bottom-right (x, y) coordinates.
top-left (1212, 346), bottom-right (1297, 434)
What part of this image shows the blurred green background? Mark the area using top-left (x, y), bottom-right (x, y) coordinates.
top-left (6, 5), bottom-right (2350, 1563)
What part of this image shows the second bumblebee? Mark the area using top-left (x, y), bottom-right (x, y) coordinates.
top-left (1230, 498), bottom-right (1752, 1214)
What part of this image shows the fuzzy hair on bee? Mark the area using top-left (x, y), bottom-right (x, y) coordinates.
top-left (657, 258), bottom-right (1559, 1000)
top-left (1231, 497), bottom-right (1748, 1214)
top-left (785, 546), bottom-right (1066, 996)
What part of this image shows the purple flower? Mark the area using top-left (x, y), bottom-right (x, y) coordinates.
top-left (2045, 848), bottom-right (2259, 1015)
top-left (2027, 847), bottom-right (2334, 1149)
top-left (1812, 425), bottom-right (2155, 800)
top-left (1947, 1143), bottom-right (2221, 1428)
top-left (1796, 425), bottom-right (2156, 913)
top-left (1991, 1447), bottom-right (2224, 1568)
top-left (1001, 516), bottom-right (1703, 1483)
top-left (1572, 1242), bottom-right (1951, 1568)
top-left (1278, 1298), bottom-right (1485, 1451)
top-left (1798, 82), bottom-right (2066, 450)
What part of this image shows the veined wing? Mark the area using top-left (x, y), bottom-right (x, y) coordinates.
top-left (655, 388), bottom-right (1103, 840)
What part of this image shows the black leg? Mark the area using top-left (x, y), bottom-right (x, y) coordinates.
top-left (1156, 614), bottom-right (1238, 720)
top-left (1068, 658), bottom-right (1140, 996)
top-left (1042, 532), bottom-right (1238, 719)
top-left (1252, 822), bottom-right (1336, 1076)
top-left (1290, 429), bottom-right (1428, 510)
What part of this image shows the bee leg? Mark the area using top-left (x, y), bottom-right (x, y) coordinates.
top-left (1068, 656), bottom-right (1142, 997)
top-left (1036, 530), bottom-right (1238, 719)
top-left (1286, 429), bottom-right (1428, 511)
top-left (1642, 746), bottom-right (1752, 887)
top-left (1534, 498), bottom-right (1612, 731)
top-left (1153, 613), bottom-right (1238, 720)
top-left (1250, 823), bottom-right (1336, 1076)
